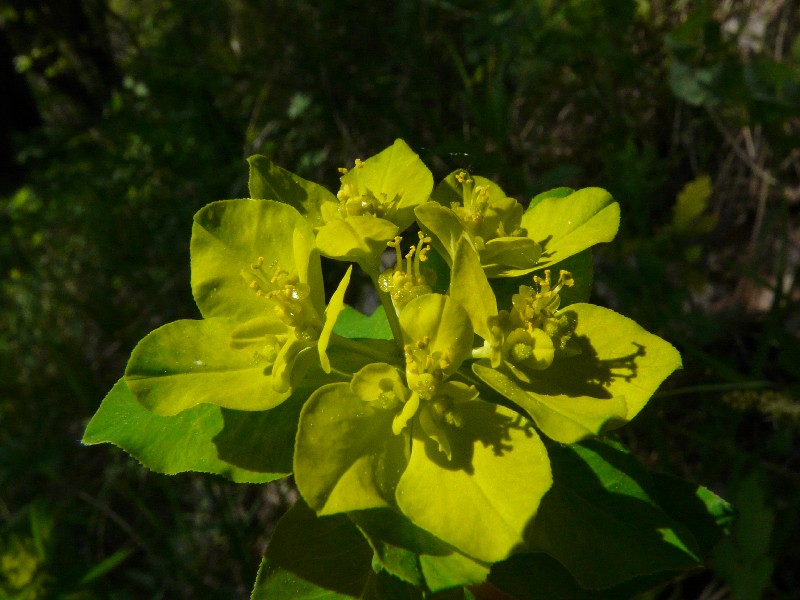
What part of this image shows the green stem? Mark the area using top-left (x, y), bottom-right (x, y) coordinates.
top-left (362, 260), bottom-right (404, 346)
top-left (376, 286), bottom-right (404, 344)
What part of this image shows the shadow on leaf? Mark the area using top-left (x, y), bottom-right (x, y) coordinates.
top-left (213, 391), bottom-right (306, 475)
top-left (420, 401), bottom-right (535, 473)
top-left (523, 437), bottom-right (702, 590)
top-left (510, 312), bottom-right (646, 400)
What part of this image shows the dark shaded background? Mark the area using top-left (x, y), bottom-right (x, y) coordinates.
top-left (1, 1), bottom-right (798, 597)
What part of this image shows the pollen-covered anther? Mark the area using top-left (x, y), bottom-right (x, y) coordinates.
top-left (533, 269), bottom-right (574, 297)
top-left (251, 256), bottom-right (265, 270)
top-left (246, 257), bottom-right (284, 299)
top-left (387, 235), bottom-right (404, 261)
top-left (336, 184), bottom-right (350, 202)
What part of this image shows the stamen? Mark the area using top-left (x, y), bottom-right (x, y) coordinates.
top-left (387, 236), bottom-right (403, 267)
top-left (270, 266), bottom-right (288, 284)
top-left (414, 232), bottom-right (431, 279)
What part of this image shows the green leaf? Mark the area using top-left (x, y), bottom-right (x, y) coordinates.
top-left (125, 317), bottom-right (291, 415)
top-left (341, 139), bottom-right (433, 232)
top-left (76, 547), bottom-right (134, 586)
top-left (668, 59), bottom-right (720, 107)
top-left (489, 552), bottom-right (678, 600)
top-left (528, 187), bottom-right (574, 211)
top-left (252, 498), bottom-right (404, 600)
top-left (247, 154), bottom-right (337, 227)
top-left (473, 363), bottom-right (627, 444)
top-left (294, 383), bottom-right (409, 515)
top-left (450, 237), bottom-right (497, 343)
top-left (191, 199), bottom-right (322, 321)
top-left (83, 379), bottom-right (294, 482)
top-left (525, 438), bottom-right (701, 589)
top-left (480, 237), bottom-right (542, 277)
top-left (491, 471), bottom-right (733, 598)
top-left (476, 303), bottom-right (681, 427)
top-left (315, 215), bottom-right (399, 272)
top-left (350, 508), bottom-right (489, 593)
top-left (333, 306), bottom-right (394, 341)
top-left (651, 472), bottom-right (733, 556)
top-left (395, 402), bottom-right (551, 563)
top-left (521, 188), bottom-right (620, 268)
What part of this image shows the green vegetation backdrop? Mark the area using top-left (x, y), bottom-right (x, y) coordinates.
top-left (1, 0), bottom-right (798, 598)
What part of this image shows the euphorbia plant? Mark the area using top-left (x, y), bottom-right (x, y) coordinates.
top-left (84, 140), bottom-right (731, 598)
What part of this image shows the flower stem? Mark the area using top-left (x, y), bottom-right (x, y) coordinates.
top-left (363, 261), bottom-right (404, 346)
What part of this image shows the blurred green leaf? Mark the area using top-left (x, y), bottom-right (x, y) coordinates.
top-left (671, 175), bottom-right (717, 234)
top-left (711, 474), bottom-right (775, 600)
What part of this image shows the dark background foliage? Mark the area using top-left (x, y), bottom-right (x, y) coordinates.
top-left (1, 0), bottom-right (798, 597)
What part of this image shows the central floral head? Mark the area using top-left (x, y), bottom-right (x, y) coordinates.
top-left (371, 293), bottom-right (476, 455)
top-left (245, 258), bottom-right (323, 341)
top-left (449, 170), bottom-right (526, 247)
top-left (378, 232), bottom-right (435, 312)
top-left (484, 268), bottom-right (579, 372)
